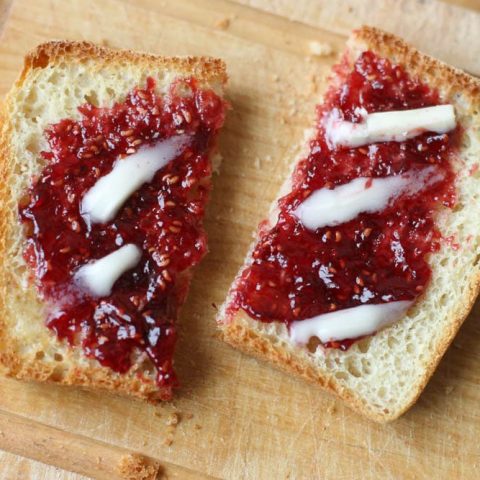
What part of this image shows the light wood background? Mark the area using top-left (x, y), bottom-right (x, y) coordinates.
top-left (0, 0), bottom-right (479, 478)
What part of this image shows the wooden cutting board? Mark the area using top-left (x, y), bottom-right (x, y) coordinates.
top-left (0, 0), bottom-right (479, 478)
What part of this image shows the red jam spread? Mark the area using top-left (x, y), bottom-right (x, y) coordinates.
top-left (227, 51), bottom-right (459, 350)
top-left (19, 77), bottom-right (226, 393)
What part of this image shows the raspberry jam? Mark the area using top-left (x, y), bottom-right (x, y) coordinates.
top-left (19, 77), bottom-right (226, 394)
top-left (227, 51), bottom-right (459, 350)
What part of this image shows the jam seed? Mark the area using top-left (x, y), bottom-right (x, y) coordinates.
top-left (359, 147), bottom-right (368, 155)
top-left (339, 259), bottom-right (346, 268)
top-left (157, 255), bottom-right (170, 267)
top-left (182, 109), bottom-right (192, 123)
top-left (325, 230), bottom-right (332, 240)
top-left (18, 194), bottom-right (30, 208)
top-left (293, 307), bottom-right (301, 317)
top-left (59, 246), bottom-right (71, 254)
top-left (172, 220), bottom-right (182, 227)
top-left (329, 303), bottom-right (337, 311)
top-left (23, 222), bottom-right (34, 237)
top-left (151, 106), bottom-right (160, 115)
top-left (353, 285), bottom-right (361, 294)
top-left (363, 227), bottom-right (372, 238)
top-left (169, 226), bottom-right (181, 233)
top-left (131, 138), bottom-right (142, 146)
top-left (173, 113), bottom-right (183, 125)
top-left (120, 129), bottom-right (134, 137)
top-left (416, 285), bottom-right (424, 292)
top-left (162, 270), bottom-right (172, 282)
top-left (356, 276), bottom-right (364, 287)
top-left (130, 296), bottom-right (140, 307)
top-left (71, 221), bottom-right (80, 232)
top-left (167, 176), bottom-right (179, 185)
top-left (335, 231), bottom-right (342, 242)
top-left (268, 280), bottom-right (277, 288)
top-left (137, 91), bottom-right (148, 100)
top-left (372, 273), bottom-right (378, 282)
top-left (165, 200), bottom-right (176, 207)
top-left (126, 148), bottom-right (136, 155)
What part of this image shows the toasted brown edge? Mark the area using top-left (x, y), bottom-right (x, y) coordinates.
top-left (219, 25), bottom-right (480, 423)
top-left (0, 41), bottom-right (227, 401)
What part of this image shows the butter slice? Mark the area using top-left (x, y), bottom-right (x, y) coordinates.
top-left (326, 105), bottom-right (456, 148)
top-left (81, 134), bottom-right (189, 225)
top-left (293, 167), bottom-right (440, 231)
top-left (74, 244), bottom-right (142, 297)
top-left (290, 301), bottom-right (413, 344)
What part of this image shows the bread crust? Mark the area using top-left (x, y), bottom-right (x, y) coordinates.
top-left (20, 40), bottom-right (227, 90)
top-left (0, 41), bottom-right (227, 401)
top-left (218, 26), bottom-right (480, 422)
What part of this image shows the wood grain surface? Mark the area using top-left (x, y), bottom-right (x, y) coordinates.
top-left (0, 0), bottom-right (479, 479)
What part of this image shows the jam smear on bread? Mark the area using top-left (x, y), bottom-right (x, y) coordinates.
top-left (227, 51), bottom-right (459, 350)
top-left (19, 77), bottom-right (226, 392)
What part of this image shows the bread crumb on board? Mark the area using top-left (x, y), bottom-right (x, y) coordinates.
top-left (445, 385), bottom-right (455, 395)
top-left (215, 17), bottom-right (231, 30)
top-left (163, 437), bottom-right (174, 447)
top-left (166, 412), bottom-right (180, 426)
top-left (117, 453), bottom-right (161, 480)
top-left (308, 40), bottom-right (333, 57)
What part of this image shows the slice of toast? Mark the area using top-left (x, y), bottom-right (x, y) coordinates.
top-left (218, 26), bottom-right (480, 422)
top-left (0, 41), bottom-right (227, 401)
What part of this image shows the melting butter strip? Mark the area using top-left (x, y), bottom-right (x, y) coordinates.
top-left (293, 166), bottom-right (442, 231)
top-left (74, 244), bottom-right (142, 297)
top-left (325, 104), bottom-right (455, 148)
top-left (81, 134), bottom-right (190, 226)
top-left (290, 301), bottom-right (413, 344)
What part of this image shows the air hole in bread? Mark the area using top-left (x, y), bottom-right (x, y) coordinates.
top-left (26, 138), bottom-right (39, 155)
top-left (439, 294), bottom-right (448, 307)
top-left (50, 367), bottom-right (64, 382)
top-left (387, 335), bottom-right (399, 349)
top-left (346, 360), bottom-right (362, 378)
top-left (35, 350), bottom-right (45, 360)
top-left (53, 353), bottom-right (63, 362)
top-left (334, 371), bottom-right (348, 380)
top-left (306, 336), bottom-right (322, 353)
top-left (361, 358), bottom-right (372, 375)
top-left (84, 91), bottom-right (99, 106)
top-left (357, 337), bottom-right (371, 353)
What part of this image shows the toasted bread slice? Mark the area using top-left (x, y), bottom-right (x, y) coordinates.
top-left (218, 26), bottom-right (480, 422)
top-left (0, 41), bottom-right (227, 401)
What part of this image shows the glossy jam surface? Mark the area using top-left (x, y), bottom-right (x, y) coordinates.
top-left (20, 78), bottom-right (226, 391)
top-left (228, 51), bottom-right (458, 350)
